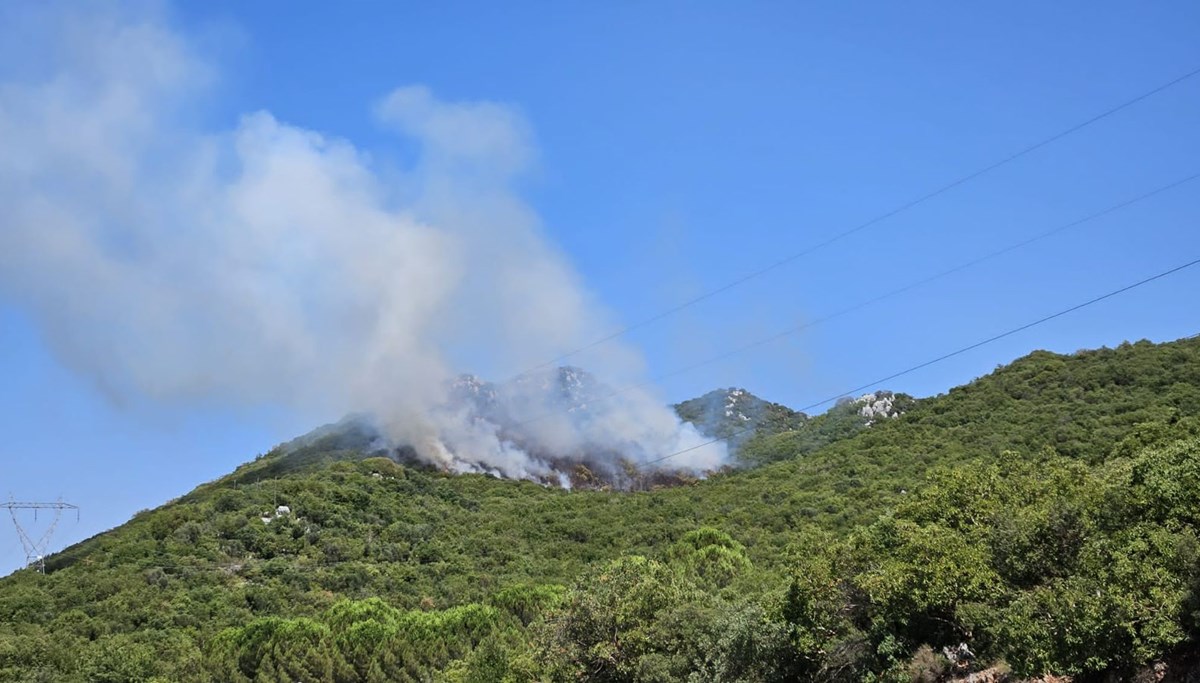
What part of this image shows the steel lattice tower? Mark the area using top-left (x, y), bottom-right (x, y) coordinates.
top-left (2, 499), bottom-right (79, 573)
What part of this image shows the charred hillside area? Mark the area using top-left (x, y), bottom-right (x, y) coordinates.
top-left (224, 370), bottom-right (910, 494)
top-left (4, 337), bottom-right (1200, 682)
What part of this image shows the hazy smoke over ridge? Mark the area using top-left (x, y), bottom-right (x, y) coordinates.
top-left (0, 4), bottom-right (726, 478)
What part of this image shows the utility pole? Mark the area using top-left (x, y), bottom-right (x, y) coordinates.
top-left (2, 499), bottom-right (79, 573)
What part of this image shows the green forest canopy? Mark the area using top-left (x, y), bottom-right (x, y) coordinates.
top-left (2, 337), bottom-right (1200, 681)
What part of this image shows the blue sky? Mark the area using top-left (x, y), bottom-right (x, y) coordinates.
top-left (1, 1), bottom-right (1199, 573)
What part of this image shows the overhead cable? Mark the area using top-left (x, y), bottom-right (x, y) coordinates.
top-left (509, 65), bottom-right (1200, 379)
top-left (511, 171), bottom-right (1199, 428)
top-left (643, 255), bottom-right (1200, 466)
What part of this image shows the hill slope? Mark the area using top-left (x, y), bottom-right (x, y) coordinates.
top-left (231, 366), bottom-right (728, 491)
top-left (674, 386), bottom-right (914, 459)
top-left (3, 336), bottom-right (1200, 682)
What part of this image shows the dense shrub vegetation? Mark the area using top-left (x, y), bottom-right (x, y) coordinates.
top-left (2, 337), bottom-right (1199, 681)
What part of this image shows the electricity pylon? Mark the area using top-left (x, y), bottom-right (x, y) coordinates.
top-left (2, 499), bottom-right (79, 573)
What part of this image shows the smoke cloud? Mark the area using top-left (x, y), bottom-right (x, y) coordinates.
top-left (0, 4), bottom-right (726, 480)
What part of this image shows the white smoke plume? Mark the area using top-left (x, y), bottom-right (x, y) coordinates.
top-left (0, 3), bottom-right (726, 480)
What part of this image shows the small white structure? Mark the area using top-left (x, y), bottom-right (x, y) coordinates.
top-left (261, 505), bottom-right (293, 524)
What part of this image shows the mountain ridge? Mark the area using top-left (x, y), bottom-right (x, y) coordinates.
top-left (4, 336), bottom-right (1200, 682)
top-left (245, 368), bottom-right (854, 490)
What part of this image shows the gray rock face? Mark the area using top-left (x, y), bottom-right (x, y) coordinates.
top-left (855, 391), bottom-right (903, 426)
top-left (674, 387), bottom-right (808, 450)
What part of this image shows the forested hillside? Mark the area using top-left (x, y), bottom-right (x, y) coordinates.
top-left (675, 387), bottom-right (913, 463)
top-left (2, 337), bottom-right (1199, 682)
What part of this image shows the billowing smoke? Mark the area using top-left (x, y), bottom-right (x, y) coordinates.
top-left (0, 4), bottom-right (726, 481)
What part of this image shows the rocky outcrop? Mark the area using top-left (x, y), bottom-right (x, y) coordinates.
top-left (854, 390), bottom-right (904, 426)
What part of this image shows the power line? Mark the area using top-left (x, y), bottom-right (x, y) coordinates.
top-left (509, 65), bottom-right (1200, 380)
top-left (510, 171), bottom-right (1200, 428)
top-left (642, 255), bottom-right (1200, 467)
